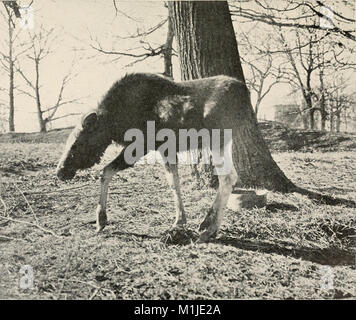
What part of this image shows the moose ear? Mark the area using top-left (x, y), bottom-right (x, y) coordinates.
top-left (82, 112), bottom-right (98, 128)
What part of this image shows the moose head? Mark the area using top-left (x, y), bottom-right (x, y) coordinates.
top-left (56, 111), bottom-right (112, 181)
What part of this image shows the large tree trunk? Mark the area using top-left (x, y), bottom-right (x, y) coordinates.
top-left (8, 13), bottom-right (15, 132)
top-left (168, 1), bottom-right (295, 192)
top-left (169, 1), bottom-right (245, 82)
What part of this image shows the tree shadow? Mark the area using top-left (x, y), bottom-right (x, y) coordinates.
top-left (294, 186), bottom-right (356, 208)
top-left (211, 235), bottom-right (355, 266)
top-left (266, 202), bottom-right (299, 212)
top-left (315, 186), bottom-right (355, 195)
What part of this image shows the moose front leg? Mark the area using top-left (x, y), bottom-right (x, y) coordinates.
top-left (163, 162), bottom-right (187, 228)
top-left (95, 149), bottom-right (132, 232)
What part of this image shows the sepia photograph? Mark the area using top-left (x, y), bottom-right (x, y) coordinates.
top-left (0, 0), bottom-right (355, 304)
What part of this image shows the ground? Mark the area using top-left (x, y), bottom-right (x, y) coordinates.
top-left (0, 123), bottom-right (355, 300)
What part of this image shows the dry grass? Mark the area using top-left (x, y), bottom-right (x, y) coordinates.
top-left (0, 128), bottom-right (355, 300)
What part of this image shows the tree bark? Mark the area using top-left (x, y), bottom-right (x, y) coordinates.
top-left (8, 12), bottom-right (15, 132)
top-left (320, 111), bottom-right (327, 131)
top-left (309, 108), bottom-right (315, 130)
top-left (336, 111), bottom-right (341, 132)
top-left (330, 107), bottom-right (335, 132)
top-left (169, 1), bottom-right (245, 82)
top-left (319, 69), bottom-right (327, 131)
top-left (255, 99), bottom-right (261, 116)
top-left (305, 67), bottom-right (315, 130)
top-left (299, 102), bottom-right (309, 129)
top-left (168, 1), bottom-right (295, 192)
top-left (163, 15), bottom-right (174, 78)
top-left (34, 59), bottom-right (47, 133)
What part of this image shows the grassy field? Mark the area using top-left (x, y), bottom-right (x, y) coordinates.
top-left (0, 125), bottom-right (355, 300)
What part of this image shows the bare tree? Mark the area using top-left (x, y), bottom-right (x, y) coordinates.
top-left (1, 1), bottom-right (35, 132)
top-left (16, 26), bottom-right (80, 133)
top-left (230, 0), bottom-right (355, 41)
top-left (91, 2), bottom-right (174, 77)
top-left (278, 28), bottom-right (322, 129)
top-left (0, 5), bottom-right (20, 132)
top-left (230, 1), bottom-right (355, 130)
top-left (238, 29), bottom-right (288, 115)
top-left (326, 76), bottom-right (355, 132)
top-left (276, 24), bottom-right (355, 130)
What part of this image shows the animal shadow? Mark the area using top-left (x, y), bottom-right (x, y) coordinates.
top-left (212, 235), bottom-right (355, 266)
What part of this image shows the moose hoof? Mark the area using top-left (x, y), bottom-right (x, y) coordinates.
top-left (197, 230), bottom-right (218, 243)
top-left (198, 219), bottom-right (210, 232)
top-left (198, 207), bottom-right (217, 231)
top-left (95, 222), bottom-right (107, 233)
top-left (172, 221), bottom-right (186, 230)
top-left (95, 216), bottom-right (108, 233)
top-left (95, 206), bottom-right (108, 233)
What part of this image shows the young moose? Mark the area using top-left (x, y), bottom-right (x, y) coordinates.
top-left (56, 73), bottom-right (251, 242)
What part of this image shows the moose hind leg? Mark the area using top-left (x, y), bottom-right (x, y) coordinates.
top-left (164, 162), bottom-right (187, 228)
top-left (198, 165), bottom-right (237, 242)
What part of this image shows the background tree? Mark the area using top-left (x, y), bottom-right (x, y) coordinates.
top-left (278, 29), bottom-right (322, 130)
top-left (237, 29), bottom-right (287, 116)
top-left (230, 0), bottom-right (355, 41)
top-left (231, 0), bottom-right (355, 131)
top-left (16, 26), bottom-right (80, 132)
top-left (277, 27), bottom-right (354, 130)
top-left (0, 4), bottom-right (21, 132)
top-left (91, 3), bottom-right (174, 78)
top-left (326, 76), bottom-right (355, 132)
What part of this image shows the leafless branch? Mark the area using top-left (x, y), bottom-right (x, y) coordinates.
top-left (49, 113), bottom-right (81, 122)
top-left (112, 0), bottom-right (140, 22)
top-left (230, 0), bottom-right (356, 41)
top-left (15, 65), bottom-right (35, 89)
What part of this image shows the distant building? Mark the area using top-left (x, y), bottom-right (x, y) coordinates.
top-left (272, 104), bottom-right (306, 128)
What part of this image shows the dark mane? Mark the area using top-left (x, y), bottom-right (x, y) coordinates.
top-left (97, 73), bottom-right (178, 112)
top-left (119, 72), bottom-right (173, 84)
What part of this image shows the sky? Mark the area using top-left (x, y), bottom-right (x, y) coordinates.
top-left (1, 0), bottom-right (172, 132)
top-left (0, 0), bottom-right (352, 132)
